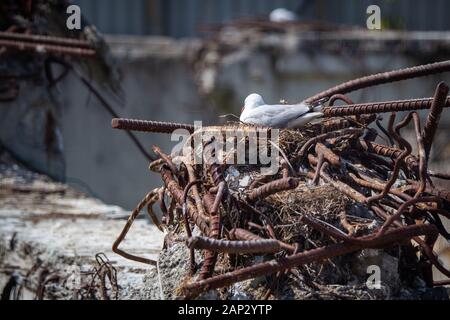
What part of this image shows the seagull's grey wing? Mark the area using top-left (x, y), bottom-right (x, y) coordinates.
top-left (242, 104), bottom-right (310, 127)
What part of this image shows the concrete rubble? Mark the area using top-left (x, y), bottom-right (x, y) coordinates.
top-left (0, 151), bottom-right (164, 299)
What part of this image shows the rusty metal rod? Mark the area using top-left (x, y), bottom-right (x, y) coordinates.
top-left (187, 236), bottom-right (282, 254)
top-left (0, 31), bottom-right (91, 48)
top-left (323, 96), bottom-right (450, 117)
top-left (356, 139), bottom-right (419, 171)
top-left (298, 128), bottom-right (364, 159)
top-left (366, 113), bottom-right (412, 203)
top-left (0, 39), bottom-right (96, 57)
top-left (112, 191), bottom-right (158, 265)
top-left (422, 82), bottom-right (449, 160)
top-left (412, 112), bottom-right (428, 198)
top-left (305, 60), bottom-right (450, 104)
top-left (160, 167), bottom-right (210, 234)
top-left (247, 177), bottom-right (299, 202)
top-left (230, 228), bottom-right (296, 252)
top-left (112, 118), bottom-right (195, 134)
top-left (182, 224), bottom-right (437, 297)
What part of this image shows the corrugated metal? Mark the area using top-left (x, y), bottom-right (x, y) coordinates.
top-left (72, 0), bottom-right (450, 37)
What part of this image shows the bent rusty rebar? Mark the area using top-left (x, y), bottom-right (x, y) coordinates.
top-left (160, 166), bottom-right (209, 234)
top-left (112, 190), bottom-right (158, 265)
top-left (305, 60), bottom-right (450, 104)
top-left (412, 112), bottom-right (428, 198)
top-left (366, 113), bottom-right (412, 203)
top-left (182, 224), bottom-right (438, 297)
top-left (422, 82), bottom-right (449, 160)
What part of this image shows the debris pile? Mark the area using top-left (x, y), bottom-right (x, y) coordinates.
top-left (112, 61), bottom-right (450, 299)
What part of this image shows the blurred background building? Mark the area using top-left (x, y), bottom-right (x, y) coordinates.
top-left (73, 0), bottom-right (450, 37)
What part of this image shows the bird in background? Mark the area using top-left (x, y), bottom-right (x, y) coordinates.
top-left (239, 93), bottom-right (325, 128)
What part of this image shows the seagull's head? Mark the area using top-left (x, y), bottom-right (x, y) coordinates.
top-left (242, 93), bottom-right (265, 113)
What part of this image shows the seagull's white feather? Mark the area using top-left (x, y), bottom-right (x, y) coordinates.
top-left (286, 111), bottom-right (323, 128)
top-left (240, 94), bottom-right (324, 128)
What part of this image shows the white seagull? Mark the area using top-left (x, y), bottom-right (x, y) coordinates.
top-left (240, 93), bottom-right (325, 128)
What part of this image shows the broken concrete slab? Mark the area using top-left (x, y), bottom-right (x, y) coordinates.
top-left (0, 153), bottom-right (164, 300)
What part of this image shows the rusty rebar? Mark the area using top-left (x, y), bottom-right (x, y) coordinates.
top-left (422, 82), bottom-right (449, 160)
top-left (348, 172), bottom-right (412, 202)
top-left (323, 96), bottom-right (450, 118)
top-left (182, 181), bottom-right (202, 275)
top-left (160, 166), bottom-right (209, 234)
top-left (426, 187), bottom-right (450, 204)
top-left (379, 196), bottom-right (440, 235)
top-left (182, 224), bottom-right (438, 297)
top-left (297, 128), bottom-right (364, 159)
top-left (112, 118), bottom-right (195, 134)
top-left (305, 60), bottom-right (450, 104)
top-left (184, 163), bottom-right (209, 222)
top-left (201, 141), bottom-right (227, 280)
top-left (356, 140), bottom-right (419, 172)
top-left (0, 39), bottom-right (96, 57)
top-left (0, 31), bottom-right (91, 48)
top-left (247, 177), bottom-right (299, 202)
top-left (152, 146), bottom-right (178, 174)
top-left (311, 152), bottom-right (325, 185)
top-left (328, 93), bottom-right (354, 106)
top-left (112, 190), bottom-right (158, 265)
top-left (412, 112), bottom-right (428, 198)
top-left (187, 236), bottom-right (281, 254)
top-left (198, 188), bottom-right (223, 279)
top-left (313, 162), bottom-right (367, 203)
top-left (429, 171), bottom-right (450, 180)
top-left (230, 228), bottom-right (296, 252)
top-left (309, 115), bottom-right (377, 135)
top-left (229, 228), bottom-right (263, 241)
top-left (158, 187), bottom-right (172, 225)
top-left (366, 113), bottom-right (412, 203)
top-left (315, 143), bottom-right (341, 167)
top-left (146, 197), bottom-right (163, 232)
